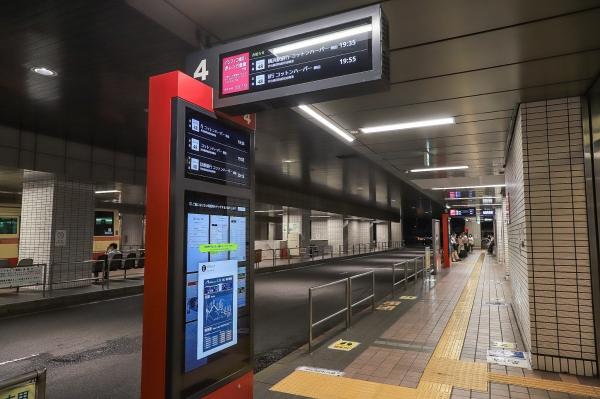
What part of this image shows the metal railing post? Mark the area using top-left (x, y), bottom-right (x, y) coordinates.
top-left (273, 249), bottom-right (276, 267)
top-left (347, 277), bottom-right (352, 327)
top-left (42, 263), bottom-right (47, 298)
top-left (372, 271), bottom-right (376, 311)
top-left (422, 255), bottom-right (427, 279)
top-left (392, 262), bottom-right (396, 297)
top-left (404, 262), bottom-right (408, 291)
top-left (105, 260), bottom-right (110, 290)
top-left (309, 288), bottom-right (313, 354)
top-left (48, 263), bottom-right (54, 297)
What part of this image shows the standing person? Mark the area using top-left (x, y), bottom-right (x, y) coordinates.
top-left (487, 234), bottom-right (495, 254)
top-left (451, 233), bottom-right (459, 261)
top-left (468, 234), bottom-right (474, 253)
top-left (459, 233), bottom-right (467, 259)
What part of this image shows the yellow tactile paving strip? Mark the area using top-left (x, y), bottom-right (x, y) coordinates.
top-left (270, 253), bottom-right (600, 398)
top-left (488, 372), bottom-right (600, 397)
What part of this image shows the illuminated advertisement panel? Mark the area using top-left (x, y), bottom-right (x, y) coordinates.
top-left (183, 192), bottom-right (250, 377)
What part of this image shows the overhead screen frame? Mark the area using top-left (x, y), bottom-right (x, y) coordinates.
top-left (186, 5), bottom-right (389, 115)
top-left (166, 98), bottom-right (255, 399)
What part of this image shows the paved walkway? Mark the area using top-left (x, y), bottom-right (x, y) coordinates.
top-left (256, 252), bottom-right (600, 399)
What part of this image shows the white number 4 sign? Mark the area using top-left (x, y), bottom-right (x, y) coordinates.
top-left (194, 59), bottom-right (209, 81)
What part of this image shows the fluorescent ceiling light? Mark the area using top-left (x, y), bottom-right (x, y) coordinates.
top-left (95, 190), bottom-right (121, 194)
top-left (410, 165), bottom-right (468, 172)
top-left (431, 184), bottom-right (505, 190)
top-left (361, 117), bottom-right (455, 133)
top-left (255, 210), bottom-right (284, 213)
top-left (298, 105), bottom-right (354, 142)
top-left (270, 24), bottom-right (372, 56)
top-left (282, 159), bottom-right (296, 163)
top-left (31, 67), bottom-right (57, 76)
top-left (310, 215), bottom-right (331, 218)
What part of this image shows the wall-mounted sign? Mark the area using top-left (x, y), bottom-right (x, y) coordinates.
top-left (481, 209), bottom-right (495, 217)
top-left (55, 230), bottom-right (67, 246)
top-left (186, 5), bottom-right (389, 115)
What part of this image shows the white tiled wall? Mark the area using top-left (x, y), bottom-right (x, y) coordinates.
top-left (507, 97), bottom-right (596, 376)
top-left (327, 215), bottom-right (344, 249)
top-left (121, 214), bottom-right (144, 248)
top-left (348, 220), bottom-right (371, 245)
top-left (310, 220), bottom-right (328, 240)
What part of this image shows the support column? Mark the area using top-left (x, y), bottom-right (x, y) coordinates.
top-left (19, 171), bottom-right (95, 288)
top-left (506, 97), bottom-right (597, 376)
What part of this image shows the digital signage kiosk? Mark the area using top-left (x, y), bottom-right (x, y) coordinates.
top-left (142, 71), bottom-right (254, 399)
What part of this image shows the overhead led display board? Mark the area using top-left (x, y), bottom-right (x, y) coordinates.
top-left (186, 5), bottom-right (389, 115)
top-left (481, 209), bottom-right (495, 217)
top-left (449, 208), bottom-right (476, 217)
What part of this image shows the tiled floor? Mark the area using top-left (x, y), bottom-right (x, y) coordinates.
top-left (257, 252), bottom-right (600, 399)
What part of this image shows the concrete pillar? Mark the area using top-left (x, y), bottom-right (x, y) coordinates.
top-left (19, 172), bottom-right (95, 288)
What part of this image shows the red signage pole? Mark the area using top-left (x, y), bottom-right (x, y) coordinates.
top-left (442, 214), bottom-right (450, 268)
top-left (141, 71), bottom-right (253, 398)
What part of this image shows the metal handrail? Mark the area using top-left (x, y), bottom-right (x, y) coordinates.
top-left (49, 259), bottom-right (105, 296)
top-left (348, 271), bottom-right (375, 327)
top-left (309, 278), bottom-right (349, 354)
top-left (391, 255), bottom-right (426, 297)
top-left (0, 369), bottom-right (46, 399)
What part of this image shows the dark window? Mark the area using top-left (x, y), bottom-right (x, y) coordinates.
top-left (0, 218), bottom-right (17, 234)
top-left (95, 211), bottom-right (114, 236)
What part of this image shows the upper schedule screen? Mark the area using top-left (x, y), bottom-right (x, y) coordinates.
top-left (185, 108), bottom-right (251, 187)
top-left (219, 18), bottom-right (372, 97)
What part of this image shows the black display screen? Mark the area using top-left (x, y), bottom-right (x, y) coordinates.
top-left (185, 108), bottom-right (250, 187)
top-left (450, 208), bottom-right (476, 216)
top-left (219, 18), bottom-right (372, 98)
top-left (182, 191), bottom-right (250, 390)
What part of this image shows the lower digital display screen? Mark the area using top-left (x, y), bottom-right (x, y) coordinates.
top-left (219, 18), bottom-right (372, 97)
top-left (184, 191), bottom-right (250, 375)
top-left (481, 209), bottom-right (495, 217)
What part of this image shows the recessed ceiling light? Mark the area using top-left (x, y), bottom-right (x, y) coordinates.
top-left (282, 159), bottom-right (296, 163)
top-left (31, 67), bottom-right (58, 76)
top-left (95, 190), bottom-right (121, 194)
top-left (410, 165), bottom-right (468, 172)
top-left (357, 187), bottom-right (363, 190)
top-left (360, 117), bottom-right (455, 133)
top-left (391, 199), bottom-right (396, 202)
top-left (431, 184), bottom-right (505, 190)
top-left (298, 105), bottom-right (355, 142)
